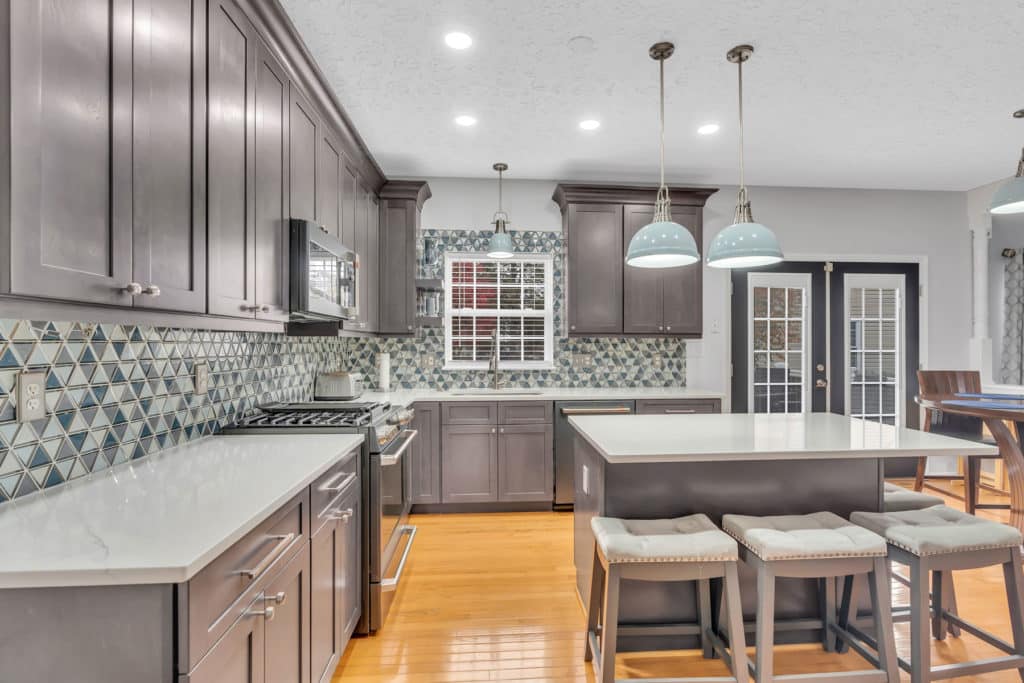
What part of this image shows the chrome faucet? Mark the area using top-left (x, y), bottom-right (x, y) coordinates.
top-left (489, 328), bottom-right (501, 390)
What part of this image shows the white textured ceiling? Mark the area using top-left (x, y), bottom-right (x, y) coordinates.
top-left (281, 0), bottom-right (1024, 191)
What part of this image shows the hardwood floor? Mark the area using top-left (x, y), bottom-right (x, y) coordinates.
top-left (334, 482), bottom-right (1021, 682)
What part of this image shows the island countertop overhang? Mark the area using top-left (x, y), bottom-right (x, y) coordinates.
top-left (568, 412), bottom-right (999, 464)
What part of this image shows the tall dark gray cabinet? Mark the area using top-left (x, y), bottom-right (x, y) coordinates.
top-left (552, 184), bottom-right (716, 338)
top-left (378, 181), bottom-right (432, 335)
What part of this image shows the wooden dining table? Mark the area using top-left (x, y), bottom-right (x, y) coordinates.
top-left (917, 392), bottom-right (1024, 532)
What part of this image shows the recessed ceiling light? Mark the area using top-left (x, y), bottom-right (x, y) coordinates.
top-left (579, 119), bottom-right (601, 131)
top-left (454, 114), bottom-right (477, 127)
top-left (444, 32), bottom-right (473, 50)
top-left (697, 123), bottom-right (720, 135)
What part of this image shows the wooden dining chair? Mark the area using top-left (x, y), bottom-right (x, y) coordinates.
top-left (914, 370), bottom-right (1006, 514)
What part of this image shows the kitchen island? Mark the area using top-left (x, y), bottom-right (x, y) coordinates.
top-left (568, 412), bottom-right (997, 652)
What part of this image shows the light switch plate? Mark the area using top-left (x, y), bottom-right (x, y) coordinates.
top-left (194, 361), bottom-right (209, 396)
top-left (17, 371), bottom-right (47, 423)
top-left (581, 464), bottom-right (590, 496)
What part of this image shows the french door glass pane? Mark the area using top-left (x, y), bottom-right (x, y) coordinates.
top-left (751, 284), bottom-right (807, 414)
top-left (847, 284), bottom-right (901, 425)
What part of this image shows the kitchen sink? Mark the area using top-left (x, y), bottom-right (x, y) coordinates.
top-left (450, 389), bottom-right (544, 396)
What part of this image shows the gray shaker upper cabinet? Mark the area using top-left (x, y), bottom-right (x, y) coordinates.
top-left (206, 0), bottom-right (256, 317)
top-left (553, 184), bottom-right (716, 338)
top-left (8, 0), bottom-right (133, 306)
top-left (252, 39), bottom-right (290, 322)
top-left (288, 86), bottom-right (318, 223)
top-left (316, 128), bottom-right (344, 240)
top-left (378, 181), bottom-right (431, 335)
top-left (131, 0), bottom-right (207, 313)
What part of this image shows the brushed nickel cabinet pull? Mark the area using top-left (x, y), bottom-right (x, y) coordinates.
top-left (122, 282), bottom-right (143, 295)
top-left (142, 284), bottom-right (161, 297)
top-left (235, 533), bottom-right (296, 579)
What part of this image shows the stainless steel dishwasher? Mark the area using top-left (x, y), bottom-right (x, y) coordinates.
top-left (553, 400), bottom-right (635, 509)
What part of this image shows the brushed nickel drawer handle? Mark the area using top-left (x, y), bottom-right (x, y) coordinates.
top-left (320, 471), bottom-right (356, 494)
top-left (265, 591), bottom-right (286, 606)
top-left (246, 605), bottom-right (276, 621)
top-left (560, 407), bottom-right (632, 415)
top-left (235, 533), bottom-right (296, 579)
top-left (664, 409), bottom-right (697, 414)
top-left (328, 507), bottom-right (354, 522)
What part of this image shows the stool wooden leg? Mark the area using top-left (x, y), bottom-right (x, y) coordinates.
top-left (724, 563), bottom-right (750, 683)
top-left (870, 558), bottom-right (900, 683)
top-left (584, 547), bottom-right (604, 663)
top-left (1001, 547), bottom-right (1024, 682)
top-left (930, 570), bottom-right (946, 641)
top-left (755, 565), bottom-right (775, 683)
top-left (914, 456), bottom-right (927, 491)
top-left (820, 577), bottom-right (837, 652)
top-left (836, 574), bottom-right (859, 655)
top-left (698, 579), bottom-right (713, 660)
top-left (599, 565), bottom-right (621, 683)
top-left (909, 559), bottom-right (931, 683)
top-left (942, 570), bottom-right (961, 637)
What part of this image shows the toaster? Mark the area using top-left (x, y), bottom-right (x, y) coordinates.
top-left (314, 371), bottom-right (364, 400)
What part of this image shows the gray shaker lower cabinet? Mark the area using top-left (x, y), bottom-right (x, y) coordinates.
top-left (498, 424), bottom-right (553, 502)
top-left (264, 543), bottom-right (311, 683)
top-left (310, 515), bottom-right (341, 683)
top-left (184, 594), bottom-right (267, 683)
top-left (411, 402), bottom-right (441, 504)
top-left (441, 424), bottom-right (499, 503)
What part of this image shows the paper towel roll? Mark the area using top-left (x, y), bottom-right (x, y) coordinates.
top-left (379, 352), bottom-right (391, 392)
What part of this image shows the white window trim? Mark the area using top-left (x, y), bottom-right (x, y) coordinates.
top-left (443, 252), bottom-right (555, 371)
top-left (843, 273), bottom-right (906, 427)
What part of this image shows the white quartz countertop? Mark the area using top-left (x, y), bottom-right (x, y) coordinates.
top-left (345, 386), bottom-right (723, 408)
top-left (0, 433), bottom-right (364, 589)
top-left (569, 412), bottom-right (999, 464)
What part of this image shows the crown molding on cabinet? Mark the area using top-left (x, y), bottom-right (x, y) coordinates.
top-left (551, 184), bottom-right (718, 212)
top-left (380, 181), bottom-right (433, 210)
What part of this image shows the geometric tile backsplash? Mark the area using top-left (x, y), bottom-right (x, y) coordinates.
top-left (0, 229), bottom-right (686, 505)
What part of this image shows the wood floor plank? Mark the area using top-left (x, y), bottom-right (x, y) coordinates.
top-left (334, 482), bottom-right (1022, 682)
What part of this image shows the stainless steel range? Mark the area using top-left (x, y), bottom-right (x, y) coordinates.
top-left (226, 400), bottom-right (417, 635)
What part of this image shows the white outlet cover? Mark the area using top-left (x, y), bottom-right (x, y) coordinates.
top-left (17, 371), bottom-right (47, 423)
top-left (194, 361), bottom-right (209, 396)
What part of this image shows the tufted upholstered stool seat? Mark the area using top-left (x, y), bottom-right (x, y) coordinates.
top-left (722, 512), bottom-right (899, 683)
top-left (585, 514), bottom-right (749, 683)
top-left (850, 505), bottom-right (1024, 683)
top-left (882, 483), bottom-right (944, 513)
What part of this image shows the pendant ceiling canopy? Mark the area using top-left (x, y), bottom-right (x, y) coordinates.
top-left (625, 42), bottom-right (700, 269)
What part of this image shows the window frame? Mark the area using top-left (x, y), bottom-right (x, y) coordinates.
top-left (443, 252), bottom-right (555, 371)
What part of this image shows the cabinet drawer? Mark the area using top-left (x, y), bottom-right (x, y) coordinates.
top-left (441, 401), bottom-right (497, 425)
top-left (498, 401), bottom-right (552, 425)
top-left (183, 489), bottom-right (309, 671)
top-left (311, 447), bottom-right (360, 534)
top-left (635, 399), bottom-right (721, 415)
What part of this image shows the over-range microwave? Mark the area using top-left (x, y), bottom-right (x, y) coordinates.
top-left (289, 219), bottom-right (358, 321)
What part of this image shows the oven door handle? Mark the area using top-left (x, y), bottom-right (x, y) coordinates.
top-left (381, 525), bottom-right (417, 592)
top-left (380, 429), bottom-right (417, 467)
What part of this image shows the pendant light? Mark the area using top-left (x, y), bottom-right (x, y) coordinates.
top-left (990, 110), bottom-right (1024, 215)
top-left (625, 42), bottom-right (700, 269)
top-left (706, 45), bottom-right (784, 269)
top-left (487, 162), bottom-right (514, 258)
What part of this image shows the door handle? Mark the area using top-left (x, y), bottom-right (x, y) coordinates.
top-left (815, 378), bottom-right (828, 388)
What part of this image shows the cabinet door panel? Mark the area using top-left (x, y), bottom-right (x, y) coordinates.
top-left (288, 86), bottom-right (318, 222)
top-left (661, 205), bottom-right (702, 335)
top-left (207, 0), bottom-right (256, 317)
top-left (411, 402), bottom-right (440, 504)
top-left (341, 166), bottom-right (358, 249)
top-left (366, 194), bottom-right (380, 332)
top-left (9, 0), bottom-right (132, 304)
top-left (344, 177), bottom-right (369, 331)
top-left (131, 0), bottom-right (206, 313)
top-left (567, 204), bottom-right (623, 334)
top-left (441, 425), bottom-right (498, 503)
top-left (253, 40), bottom-right (289, 321)
top-left (623, 205), bottom-right (663, 334)
top-left (338, 483), bottom-right (362, 639)
top-left (498, 424), bottom-right (553, 502)
top-left (310, 523), bottom-right (339, 683)
top-left (264, 543), bottom-right (310, 683)
top-left (378, 200), bottom-right (415, 334)
top-left (316, 130), bottom-right (342, 239)
top-left (184, 596), bottom-right (265, 683)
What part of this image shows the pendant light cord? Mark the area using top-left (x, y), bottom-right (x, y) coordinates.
top-left (734, 51), bottom-right (753, 224)
top-left (737, 57), bottom-right (745, 192)
top-left (654, 54), bottom-right (671, 223)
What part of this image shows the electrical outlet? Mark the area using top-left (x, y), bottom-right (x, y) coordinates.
top-left (572, 353), bottom-right (593, 369)
top-left (17, 371), bottom-right (47, 423)
top-left (651, 353), bottom-right (664, 369)
top-left (194, 361), bottom-right (209, 396)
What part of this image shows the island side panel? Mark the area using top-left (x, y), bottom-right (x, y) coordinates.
top-left (573, 432), bottom-right (606, 605)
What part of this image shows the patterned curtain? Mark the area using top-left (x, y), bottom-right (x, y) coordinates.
top-left (1002, 249), bottom-right (1024, 384)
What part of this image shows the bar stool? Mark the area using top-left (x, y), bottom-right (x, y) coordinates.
top-left (850, 505), bottom-right (1024, 683)
top-left (883, 482), bottom-right (943, 513)
top-left (722, 511), bottom-right (899, 683)
top-left (586, 514), bottom-right (749, 683)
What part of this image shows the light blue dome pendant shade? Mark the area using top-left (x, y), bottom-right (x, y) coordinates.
top-left (707, 45), bottom-right (784, 269)
top-left (625, 42), bottom-right (700, 269)
top-left (487, 162), bottom-right (514, 258)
